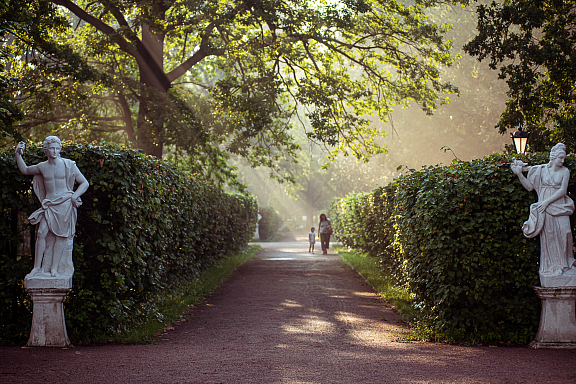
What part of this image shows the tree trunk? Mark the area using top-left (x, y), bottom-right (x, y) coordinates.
top-left (136, 92), bottom-right (165, 158)
top-left (136, 22), bottom-right (167, 158)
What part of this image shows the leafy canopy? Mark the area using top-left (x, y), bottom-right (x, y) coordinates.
top-left (464, 0), bottom-right (576, 151)
top-left (8, 0), bottom-right (465, 171)
top-left (0, 0), bottom-right (106, 141)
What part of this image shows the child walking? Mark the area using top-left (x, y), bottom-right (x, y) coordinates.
top-left (309, 227), bottom-right (316, 254)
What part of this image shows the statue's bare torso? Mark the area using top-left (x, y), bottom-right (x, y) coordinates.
top-left (18, 142), bottom-right (73, 199)
top-left (36, 159), bottom-right (67, 198)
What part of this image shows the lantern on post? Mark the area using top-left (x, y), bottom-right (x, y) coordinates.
top-left (511, 126), bottom-right (530, 154)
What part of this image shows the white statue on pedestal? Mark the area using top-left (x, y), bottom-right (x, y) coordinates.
top-left (15, 136), bottom-right (89, 282)
top-left (511, 143), bottom-right (576, 287)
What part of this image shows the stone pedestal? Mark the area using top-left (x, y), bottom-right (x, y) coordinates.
top-left (529, 286), bottom-right (576, 349)
top-left (25, 288), bottom-right (72, 347)
top-left (540, 272), bottom-right (576, 288)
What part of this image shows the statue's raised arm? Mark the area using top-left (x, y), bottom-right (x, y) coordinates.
top-left (15, 141), bottom-right (41, 176)
top-left (511, 158), bottom-right (533, 191)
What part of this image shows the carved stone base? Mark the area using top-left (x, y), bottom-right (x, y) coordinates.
top-left (25, 288), bottom-right (72, 347)
top-left (540, 271), bottom-right (576, 288)
top-left (530, 286), bottom-right (576, 349)
top-left (24, 274), bottom-right (72, 290)
top-left (529, 341), bottom-right (576, 349)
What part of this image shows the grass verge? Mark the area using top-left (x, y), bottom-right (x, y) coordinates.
top-left (333, 244), bottom-right (417, 321)
top-left (115, 244), bottom-right (261, 343)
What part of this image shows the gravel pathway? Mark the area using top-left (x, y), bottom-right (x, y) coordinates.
top-left (1, 239), bottom-right (576, 383)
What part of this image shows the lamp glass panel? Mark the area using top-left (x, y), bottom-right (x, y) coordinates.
top-left (514, 137), bottom-right (527, 154)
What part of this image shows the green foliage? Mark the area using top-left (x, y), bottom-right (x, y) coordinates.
top-left (330, 185), bottom-right (398, 276)
top-left (258, 206), bottom-right (282, 241)
top-left (331, 151), bottom-right (576, 343)
top-left (0, 142), bottom-right (258, 344)
top-left (393, 153), bottom-right (546, 343)
top-left (0, 0), bottom-right (106, 142)
top-left (9, 0), bottom-right (465, 168)
top-left (331, 192), bottom-right (373, 249)
top-left (464, 0), bottom-right (576, 152)
top-left (0, 54), bottom-right (22, 140)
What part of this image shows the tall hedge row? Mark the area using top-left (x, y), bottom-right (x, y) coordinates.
top-left (331, 152), bottom-right (573, 343)
top-left (0, 143), bottom-right (258, 343)
top-left (258, 206), bottom-right (282, 240)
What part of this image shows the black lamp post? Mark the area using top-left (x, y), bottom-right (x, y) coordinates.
top-left (511, 126), bottom-right (530, 154)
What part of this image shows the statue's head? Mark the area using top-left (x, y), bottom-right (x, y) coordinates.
top-left (43, 136), bottom-right (61, 149)
top-left (43, 136), bottom-right (61, 159)
top-left (548, 143), bottom-right (567, 167)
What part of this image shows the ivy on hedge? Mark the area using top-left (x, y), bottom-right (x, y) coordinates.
top-left (331, 152), bottom-right (573, 343)
top-left (258, 206), bottom-right (282, 241)
top-left (0, 142), bottom-right (258, 343)
top-left (331, 185), bottom-right (398, 276)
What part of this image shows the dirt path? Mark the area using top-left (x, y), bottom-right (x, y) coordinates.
top-left (2, 239), bottom-right (576, 383)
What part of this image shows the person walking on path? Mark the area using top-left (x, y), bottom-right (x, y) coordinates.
top-left (309, 227), bottom-right (316, 253)
top-left (318, 213), bottom-right (332, 254)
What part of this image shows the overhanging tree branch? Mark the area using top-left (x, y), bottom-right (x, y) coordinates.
top-left (51, 0), bottom-right (171, 91)
top-left (166, 22), bottom-right (223, 82)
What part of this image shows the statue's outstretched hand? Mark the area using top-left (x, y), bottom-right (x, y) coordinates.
top-left (511, 159), bottom-right (528, 176)
top-left (510, 162), bottom-right (521, 176)
top-left (16, 142), bottom-right (25, 156)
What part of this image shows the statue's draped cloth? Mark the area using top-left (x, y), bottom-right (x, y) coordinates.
top-left (28, 192), bottom-right (76, 237)
top-left (27, 158), bottom-right (81, 277)
top-left (522, 164), bottom-right (576, 276)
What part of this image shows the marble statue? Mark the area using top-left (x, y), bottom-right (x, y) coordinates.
top-left (16, 137), bottom-right (89, 282)
top-left (511, 143), bottom-right (576, 287)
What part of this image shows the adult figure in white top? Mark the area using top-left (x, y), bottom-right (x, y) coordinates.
top-left (318, 213), bottom-right (332, 255)
top-left (511, 143), bottom-right (576, 282)
top-left (15, 137), bottom-right (89, 278)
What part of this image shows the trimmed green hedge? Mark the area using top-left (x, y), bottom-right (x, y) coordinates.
top-left (258, 206), bottom-right (281, 240)
top-left (0, 142), bottom-right (258, 343)
top-left (330, 186), bottom-right (397, 274)
top-left (330, 192), bottom-right (372, 249)
top-left (331, 152), bottom-right (574, 343)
